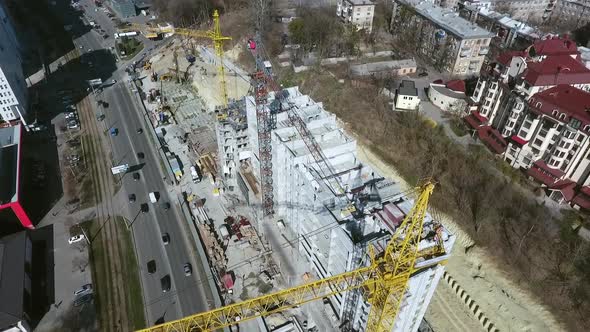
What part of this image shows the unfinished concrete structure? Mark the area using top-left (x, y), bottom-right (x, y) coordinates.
top-left (216, 86), bottom-right (455, 331)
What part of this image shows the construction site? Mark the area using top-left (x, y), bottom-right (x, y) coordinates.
top-left (124, 10), bottom-right (458, 330)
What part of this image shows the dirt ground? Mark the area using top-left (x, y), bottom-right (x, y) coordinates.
top-left (355, 141), bottom-right (564, 332)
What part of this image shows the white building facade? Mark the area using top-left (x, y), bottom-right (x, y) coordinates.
top-left (226, 86), bottom-right (455, 332)
top-left (336, 0), bottom-right (376, 33)
top-left (0, 1), bottom-right (27, 125)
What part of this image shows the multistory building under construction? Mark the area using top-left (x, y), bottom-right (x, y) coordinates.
top-left (216, 86), bottom-right (455, 331)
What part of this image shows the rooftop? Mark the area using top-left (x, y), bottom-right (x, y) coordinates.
top-left (408, 0), bottom-right (494, 39)
top-left (398, 80), bottom-right (418, 96)
top-left (349, 59), bottom-right (417, 77)
top-left (496, 51), bottom-right (528, 66)
top-left (523, 55), bottom-right (590, 86)
top-left (530, 35), bottom-right (579, 57)
top-left (346, 0), bottom-right (376, 5)
top-left (430, 83), bottom-right (466, 99)
top-left (0, 231), bottom-right (27, 328)
top-left (0, 124), bottom-right (21, 206)
top-left (529, 85), bottom-right (590, 128)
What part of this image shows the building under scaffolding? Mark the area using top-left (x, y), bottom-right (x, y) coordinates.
top-left (216, 86), bottom-right (455, 332)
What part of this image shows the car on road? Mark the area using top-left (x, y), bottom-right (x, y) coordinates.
top-left (128, 194), bottom-right (136, 203)
top-left (68, 234), bottom-right (85, 244)
top-left (162, 233), bottom-right (170, 245)
top-left (137, 152), bottom-right (145, 159)
top-left (147, 260), bottom-right (156, 274)
top-left (160, 275), bottom-right (171, 292)
top-left (65, 112), bottom-right (77, 120)
top-left (73, 294), bottom-right (93, 307)
top-left (74, 283), bottom-right (93, 296)
top-left (110, 128), bottom-right (118, 136)
top-left (133, 172), bottom-right (140, 181)
top-left (140, 203), bottom-right (149, 213)
top-left (137, 128), bottom-right (143, 134)
top-left (67, 121), bottom-right (79, 129)
top-left (183, 263), bottom-right (192, 276)
top-left (419, 72), bottom-right (428, 77)
top-left (31, 125), bottom-right (47, 132)
top-left (161, 202), bottom-right (170, 210)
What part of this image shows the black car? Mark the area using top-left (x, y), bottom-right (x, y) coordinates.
top-left (162, 233), bottom-right (170, 245)
top-left (160, 275), bottom-right (171, 292)
top-left (137, 152), bottom-right (145, 159)
top-left (128, 194), bottom-right (136, 203)
top-left (137, 128), bottom-right (143, 134)
top-left (147, 260), bottom-right (156, 274)
top-left (133, 172), bottom-right (140, 181)
top-left (140, 203), bottom-right (149, 213)
top-left (419, 72), bottom-right (428, 77)
top-left (161, 202), bottom-right (170, 210)
top-left (73, 293), bottom-right (93, 307)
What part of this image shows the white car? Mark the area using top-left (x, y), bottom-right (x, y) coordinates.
top-left (74, 283), bottom-right (93, 296)
top-left (68, 234), bottom-right (85, 244)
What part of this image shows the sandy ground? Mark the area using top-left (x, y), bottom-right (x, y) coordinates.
top-left (355, 142), bottom-right (564, 332)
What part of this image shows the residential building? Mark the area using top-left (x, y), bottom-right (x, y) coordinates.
top-left (336, 0), bottom-right (376, 33)
top-left (110, 0), bottom-right (136, 18)
top-left (0, 124), bottom-right (33, 232)
top-left (553, 0), bottom-right (590, 30)
top-left (0, 1), bottom-right (27, 125)
top-left (458, 4), bottom-right (543, 48)
top-left (0, 229), bottom-right (54, 331)
top-left (348, 59), bottom-right (417, 78)
top-left (218, 86), bottom-right (455, 332)
top-left (395, 80), bottom-right (420, 110)
top-left (428, 80), bottom-right (468, 113)
top-left (492, 0), bottom-right (556, 21)
top-left (391, 0), bottom-right (494, 76)
top-left (464, 35), bottom-right (590, 206)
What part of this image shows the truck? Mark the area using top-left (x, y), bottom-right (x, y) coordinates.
top-left (114, 31), bottom-right (138, 39)
top-left (149, 192), bottom-right (158, 203)
top-left (87, 78), bottom-right (103, 87)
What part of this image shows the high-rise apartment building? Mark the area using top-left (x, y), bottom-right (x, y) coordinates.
top-left (217, 86), bottom-right (455, 331)
top-left (0, 0), bottom-right (27, 125)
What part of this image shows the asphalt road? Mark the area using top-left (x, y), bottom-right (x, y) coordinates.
top-left (58, 0), bottom-right (213, 325)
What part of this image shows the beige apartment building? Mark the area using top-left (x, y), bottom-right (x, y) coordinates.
top-left (392, 0), bottom-right (494, 76)
top-left (336, 0), bottom-right (376, 33)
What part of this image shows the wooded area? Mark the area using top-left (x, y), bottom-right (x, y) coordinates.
top-left (291, 67), bottom-right (590, 331)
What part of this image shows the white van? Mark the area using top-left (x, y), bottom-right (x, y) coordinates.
top-left (149, 192), bottom-right (158, 203)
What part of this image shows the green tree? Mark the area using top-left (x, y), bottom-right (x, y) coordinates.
top-left (288, 19), bottom-right (306, 45)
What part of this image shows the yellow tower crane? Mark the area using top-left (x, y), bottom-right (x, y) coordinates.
top-left (129, 10), bottom-right (231, 106)
top-left (138, 181), bottom-right (443, 332)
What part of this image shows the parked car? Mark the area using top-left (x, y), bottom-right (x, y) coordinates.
top-left (419, 72), bottom-right (428, 77)
top-left (160, 275), bottom-right (171, 292)
top-left (73, 294), bottom-right (93, 307)
top-left (67, 121), bottom-right (79, 129)
top-left (128, 194), bottom-right (136, 203)
top-left (183, 263), bottom-right (192, 276)
top-left (162, 233), bottom-right (170, 245)
top-left (65, 112), bottom-right (77, 119)
top-left (73, 283), bottom-right (93, 296)
top-left (140, 203), bottom-right (149, 213)
top-left (137, 128), bottom-right (143, 134)
top-left (68, 234), bottom-right (85, 244)
top-left (147, 260), bottom-right (156, 274)
top-left (133, 172), bottom-right (140, 181)
top-left (137, 152), bottom-right (145, 159)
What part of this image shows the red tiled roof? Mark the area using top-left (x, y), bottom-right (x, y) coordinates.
top-left (530, 36), bottom-right (579, 57)
top-left (497, 51), bottom-right (527, 66)
top-left (528, 85), bottom-right (590, 129)
top-left (548, 179), bottom-right (576, 202)
top-left (572, 188), bottom-right (590, 210)
top-left (526, 160), bottom-right (563, 186)
top-left (523, 55), bottom-right (590, 86)
top-left (509, 135), bottom-right (528, 146)
top-left (477, 126), bottom-right (507, 154)
top-left (463, 111), bottom-right (487, 129)
top-left (446, 80), bottom-right (466, 93)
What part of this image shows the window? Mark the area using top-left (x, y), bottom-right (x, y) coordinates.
top-left (534, 138), bottom-right (543, 147)
top-left (523, 121), bottom-right (532, 129)
top-left (569, 118), bottom-right (582, 130)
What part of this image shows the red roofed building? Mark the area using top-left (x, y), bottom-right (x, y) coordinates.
top-left (505, 85), bottom-right (590, 191)
top-left (527, 35), bottom-right (579, 59)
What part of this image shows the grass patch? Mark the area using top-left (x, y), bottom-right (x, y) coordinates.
top-left (117, 217), bottom-right (146, 330)
top-left (116, 37), bottom-right (144, 59)
top-left (80, 217), bottom-right (146, 331)
top-left (79, 134), bottom-right (96, 209)
top-left (449, 117), bottom-right (468, 137)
